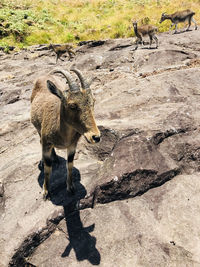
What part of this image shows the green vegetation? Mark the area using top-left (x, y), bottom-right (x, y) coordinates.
top-left (0, 0), bottom-right (199, 51)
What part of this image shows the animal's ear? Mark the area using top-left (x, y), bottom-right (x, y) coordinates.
top-left (47, 80), bottom-right (64, 99)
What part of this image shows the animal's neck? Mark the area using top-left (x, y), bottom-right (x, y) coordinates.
top-left (60, 105), bottom-right (81, 143)
top-left (50, 44), bottom-right (55, 50)
top-left (165, 14), bottom-right (172, 20)
top-left (60, 104), bottom-right (70, 127)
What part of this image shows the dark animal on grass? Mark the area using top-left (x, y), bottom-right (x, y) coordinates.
top-left (31, 68), bottom-right (100, 200)
top-left (160, 9), bottom-right (198, 34)
top-left (132, 20), bottom-right (158, 50)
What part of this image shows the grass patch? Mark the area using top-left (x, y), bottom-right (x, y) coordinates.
top-left (0, 0), bottom-right (199, 49)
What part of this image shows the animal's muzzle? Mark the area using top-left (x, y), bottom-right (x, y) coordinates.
top-left (92, 135), bottom-right (100, 143)
top-left (84, 131), bottom-right (101, 144)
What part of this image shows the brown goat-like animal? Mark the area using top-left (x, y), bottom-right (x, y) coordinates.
top-left (31, 68), bottom-right (100, 200)
top-left (49, 44), bottom-right (76, 64)
top-left (160, 9), bottom-right (198, 34)
top-left (132, 20), bottom-right (158, 50)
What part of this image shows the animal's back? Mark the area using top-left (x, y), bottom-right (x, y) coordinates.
top-left (172, 9), bottom-right (194, 19)
top-left (30, 75), bottom-right (63, 135)
top-left (138, 25), bottom-right (157, 35)
top-left (31, 76), bottom-right (46, 102)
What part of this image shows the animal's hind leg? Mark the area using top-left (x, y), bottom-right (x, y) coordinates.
top-left (192, 17), bottom-right (198, 30)
top-left (149, 35), bottom-right (153, 49)
top-left (56, 54), bottom-right (59, 64)
top-left (38, 133), bottom-right (44, 170)
top-left (153, 35), bottom-right (158, 48)
top-left (174, 24), bottom-right (178, 34)
top-left (42, 143), bottom-right (53, 200)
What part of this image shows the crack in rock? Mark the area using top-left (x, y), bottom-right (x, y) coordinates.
top-left (9, 211), bottom-right (65, 267)
top-left (151, 127), bottom-right (190, 145)
top-left (80, 168), bottom-right (181, 207)
top-left (78, 40), bottom-right (105, 47)
top-left (139, 58), bottom-right (200, 78)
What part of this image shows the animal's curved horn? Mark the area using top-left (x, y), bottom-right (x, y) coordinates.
top-left (70, 68), bottom-right (90, 90)
top-left (50, 69), bottom-right (80, 91)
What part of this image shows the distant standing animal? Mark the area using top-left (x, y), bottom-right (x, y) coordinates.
top-left (31, 68), bottom-right (101, 200)
top-left (132, 20), bottom-right (158, 50)
top-left (160, 9), bottom-right (198, 34)
top-left (49, 44), bottom-right (76, 63)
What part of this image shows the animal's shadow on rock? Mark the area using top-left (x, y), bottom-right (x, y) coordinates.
top-left (38, 155), bottom-right (86, 206)
top-left (173, 29), bottom-right (193, 34)
top-left (62, 205), bottom-right (101, 265)
top-left (38, 155), bottom-right (101, 265)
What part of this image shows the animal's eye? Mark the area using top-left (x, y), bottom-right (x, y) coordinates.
top-left (69, 103), bottom-right (78, 110)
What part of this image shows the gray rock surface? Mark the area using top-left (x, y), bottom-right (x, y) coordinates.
top-left (1, 29), bottom-right (200, 266)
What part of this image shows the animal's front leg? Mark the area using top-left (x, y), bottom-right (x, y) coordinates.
top-left (153, 35), bottom-right (158, 49)
top-left (169, 23), bottom-right (175, 32)
top-left (134, 37), bottom-right (141, 50)
top-left (42, 143), bottom-right (53, 200)
top-left (192, 17), bottom-right (198, 30)
top-left (66, 145), bottom-right (76, 193)
top-left (68, 50), bottom-right (76, 59)
top-left (56, 54), bottom-right (59, 64)
top-left (149, 35), bottom-right (153, 49)
top-left (186, 18), bottom-right (191, 31)
top-left (173, 24), bottom-right (178, 34)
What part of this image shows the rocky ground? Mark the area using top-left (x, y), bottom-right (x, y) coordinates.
top-left (1, 28), bottom-right (200, 267)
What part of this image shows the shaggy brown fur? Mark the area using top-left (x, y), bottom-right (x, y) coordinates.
top-left (49, 44), bottom-right (76, 63)
top-left (132, 20), bottom-right (158, 50)
top-left (160, 9), bottom-right (198, 33)
top-left (31, 68), bottom-right (100, 200)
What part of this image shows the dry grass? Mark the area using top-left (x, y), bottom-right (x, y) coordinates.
top-left (0, 0), bottom-right (200, 48)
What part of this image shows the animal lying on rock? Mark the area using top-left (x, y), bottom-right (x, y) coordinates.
top-left (132, 20), bottom-right (158, 50)
top-left (160, 9), bottom-right (198, 34)
top-left (49, 44), bottom-right (76, 64)
top-left (31, 68), bottom-right (101, 200)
